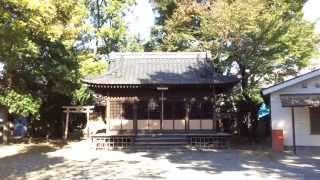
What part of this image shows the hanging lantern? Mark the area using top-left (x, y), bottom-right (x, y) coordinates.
top-left (148, 98), bottom-right (158, 110)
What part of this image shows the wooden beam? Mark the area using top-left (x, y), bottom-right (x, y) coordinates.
top-left (62, 106), bottom-right (94, 109)
top-left (63, 110), bottom-right (93, 113)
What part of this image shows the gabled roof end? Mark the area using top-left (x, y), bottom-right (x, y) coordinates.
top-left (262, 68), bottom-right (320, 95)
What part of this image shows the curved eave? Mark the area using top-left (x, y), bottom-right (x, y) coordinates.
top-left (83, 81), bottom-right (239, 89)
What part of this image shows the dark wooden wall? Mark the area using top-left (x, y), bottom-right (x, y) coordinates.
top-left (91, 84), bottom-right (230, 99)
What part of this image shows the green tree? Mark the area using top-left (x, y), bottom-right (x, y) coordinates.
top-left (201, 0), bottom-right (318, 102)
top-left (85, 0), bottom-right (135, 54)
top-left (145, 0), bottom-right (178, 51)
top-left (152, 0), bottom-right (318, 101)
top-left (73, 0), bottom-right (143, 107)
top-left (150, 0), bottom-right (319, 138)
top-left (161, 0), bottom-right (205, 51)
top-left (78, 52), bottom-right (107, 77)
top-left (0, 90), bottom-right (41, 118)
top-left (123, 35), bottom-right (144, 52)
top-left (0, 0), bottom-right (87, 137)
top-left (77, 1), bottom-right (137, 94)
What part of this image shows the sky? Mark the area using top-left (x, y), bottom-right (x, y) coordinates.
top-left (127, 0), bottom-right (320, 40)
top-left (126, 0), bottom-right (155, 41)
top-left (303, 0), bottom-right (320, 69)
top-left (303, 0), bottom-right (320, 32)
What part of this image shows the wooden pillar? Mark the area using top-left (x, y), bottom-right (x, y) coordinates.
top-left (291, 107), bottom-right (296, 154)
top-left (86, 110), bottom-right (90, 138)
top-left (172, 102), bottom-right (175, 130)
top-left (160, 91), bottom-right (164, 130)
top-left (64, 110), bottom-right (69, 140)
top-left (106, 97), bottom-right (110, 131)
top-left (199, 101), bottom-right (202, 129)
top-left (212, 87), bottom-right (217, 132)
top-left (157, 87), bottom-right (168, 131)
top-left (133, 101), bottom-right (138, 134)
top-left (147, 102), bottom-right (150, 129)
top-left (185, 101), bottom-right (190, 132)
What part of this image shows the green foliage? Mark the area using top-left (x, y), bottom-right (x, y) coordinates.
top-left (78, 52), bottom-right (107, 77)
top-left (201, 0), bottom-right (318, 102)
top-left (151, 0), bottom-right (319, 105)
top-left (72, 85), bottom-right (94, 105)
top-left (0, 0), bottom-right (142, 138)
top-left (85, 0), bottom-right (136, 54)
top-left (0, 0), bottom-right (86, 91)
top-left (123, 36), bottom-right (144, 52)
top-left (0, 90), bottom-right (41, 118)
top-left (151, 0), bottom-right (318, 138)
top-left (162, 0), bottom-right (205, 51)
top-left (147, 0), bottom-right (193, 51)
top-left (0, 0), bottom-right (87, 137)
top-left (153, 0), bottom-right (177, 25)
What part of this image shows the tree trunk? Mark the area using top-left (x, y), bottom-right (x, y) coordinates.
top-left (239, 66), bottom-right (260, 142)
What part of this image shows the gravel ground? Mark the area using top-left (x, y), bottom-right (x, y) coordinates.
top-left (0, 140), bottom-right (319, 180)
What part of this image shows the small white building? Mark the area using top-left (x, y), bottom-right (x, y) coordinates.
top-left (262, 69), bottom-right (320, 149)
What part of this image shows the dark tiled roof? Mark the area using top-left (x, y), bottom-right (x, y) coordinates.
top-left (84, 52), bottom-right (238, 85)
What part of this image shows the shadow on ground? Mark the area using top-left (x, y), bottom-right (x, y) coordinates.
top-left (119, 148), bottom-right (320, 179)
top-left (0, 142), bottom-right (319, 179)
top-left (0, 144), bottom-right (66, 179)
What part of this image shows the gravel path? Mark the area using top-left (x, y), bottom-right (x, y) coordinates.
top-left (0, 141), bottom-right (319, 180)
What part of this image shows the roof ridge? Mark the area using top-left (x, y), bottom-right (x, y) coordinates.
top-left (108, 52), bottom-right (212, 60)
top-left (110, 51), bottom-right (207, 54)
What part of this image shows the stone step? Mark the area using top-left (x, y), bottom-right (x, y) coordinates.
top-left (134, 141), bottom-right (188, 145)
top-left (136, 133), bottom-right (188, 137)
top-left (130, 145), bottom-right (190, 150)
top-left (134, 134), bottom-right (189, 147)
top-left (135, 137), bottom-right (188, 141)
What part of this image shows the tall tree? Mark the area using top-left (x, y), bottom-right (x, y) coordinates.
top-left (75, 0), bottom-right (139, 109)
top-left (145, 0), bottom-right (178, 51)
top-left (201, 0), bottom-right (318, 102)
top-left (152, 0), bottom-right (318, 101)
top-left (85, 0), bottom-right (135, 54)
top-left (77, 0), bottom-right (138, 85)
top-left (0, 0), bottom-right (87, 137)
top-left (150, 0), bottom-right (319, 137)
